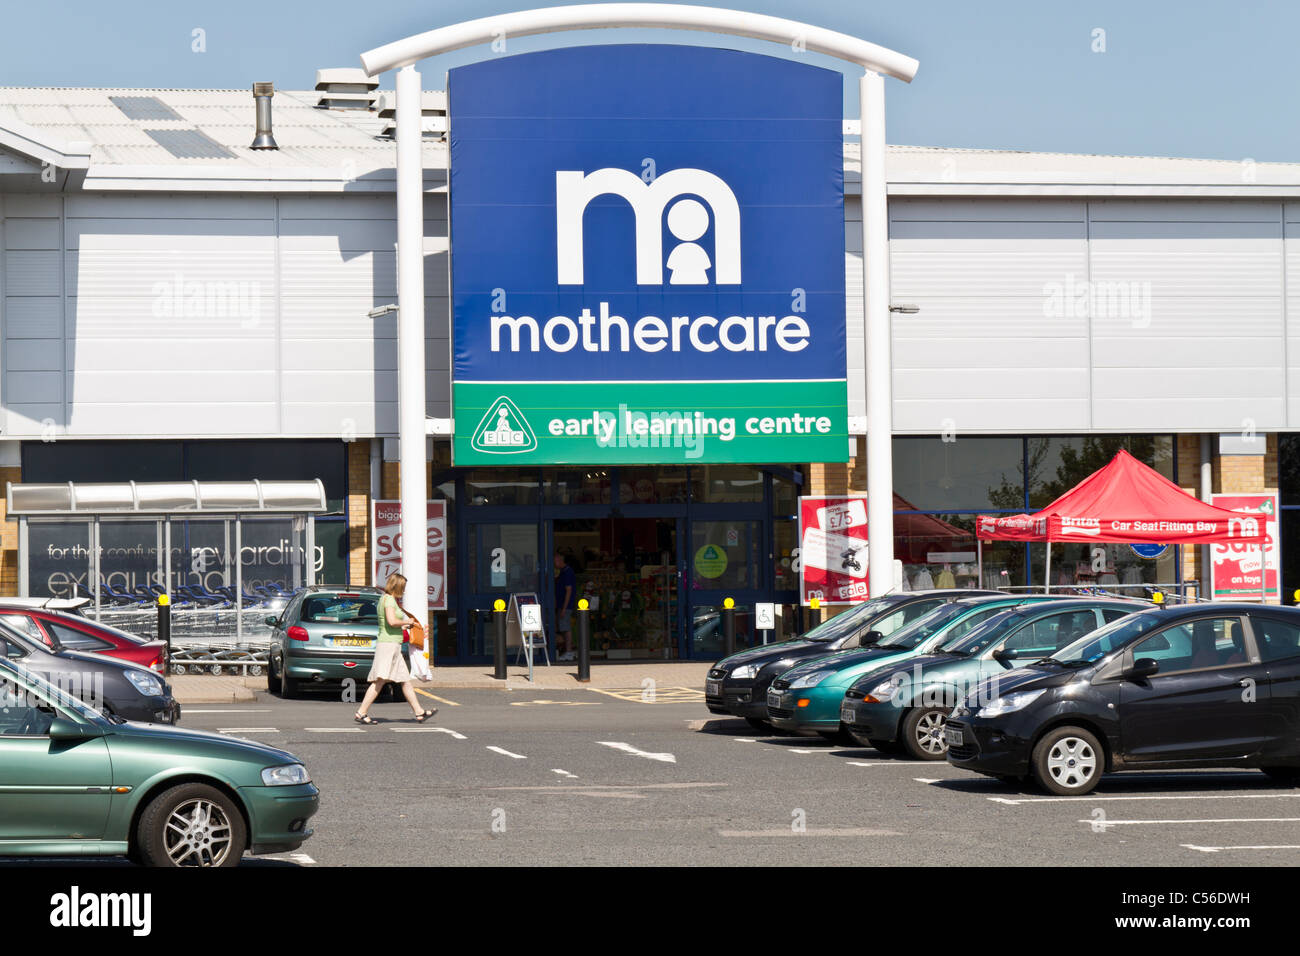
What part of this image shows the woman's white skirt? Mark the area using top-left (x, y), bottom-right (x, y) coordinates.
top-left (367, 642), bottom-right (411, 683)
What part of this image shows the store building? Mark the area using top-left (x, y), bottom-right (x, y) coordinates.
top-left (1, 68), bottom-right (1299, 663)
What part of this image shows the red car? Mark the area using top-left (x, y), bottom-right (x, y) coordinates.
top-left (0, 605), bottom-right (166, 673)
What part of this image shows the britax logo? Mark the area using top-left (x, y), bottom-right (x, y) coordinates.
top-left (1060, 517), bottom-right (1101, 536)
top-left (555, 167), bottom-right (741, 286)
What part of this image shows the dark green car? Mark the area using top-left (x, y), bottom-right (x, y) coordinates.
top-left (0, 658), bottom-right (319, 866)
top-left (267, 585), bottom-right (398, 698)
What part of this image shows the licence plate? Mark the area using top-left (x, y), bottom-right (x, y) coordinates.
top-left (841, 705), bottom-right (856, 724)
top-left (706, 680), bottom-right (722, 697)
top-left (944, 726), bottom-right (965, 747)
top-left (333, 638), bottom-right (373, 648)
top-left (767, 691), bottom-right (783, 709)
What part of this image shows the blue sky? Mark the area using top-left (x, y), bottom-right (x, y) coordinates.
top-left (4, 0), bottom-right (1297, 161)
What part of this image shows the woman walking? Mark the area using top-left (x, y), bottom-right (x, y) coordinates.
top-left (354, 572), bottom-right (436, 724)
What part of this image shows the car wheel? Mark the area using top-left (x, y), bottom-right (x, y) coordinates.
top-left (384, 682), bottom-right (404, 702)
top-left (745, 717), bottom-right (771, 732)
top-left (1031, 727), bottom-right (1103, 796)
top-left (280, 666), bottom-right (300, 700)
top-left (868, 738), bottom-right (903, 754)
top-left (901, 706), bottom-right (950, 761)
top-left (1263, 767), bottom-right (1300, 786)
top-left (137, 782), bottom-right (246, 868)
top-left (266, 656), bottom-right (278, 693)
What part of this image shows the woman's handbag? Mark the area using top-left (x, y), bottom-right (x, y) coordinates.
top-left (402, 609), bottom-right (426, 650)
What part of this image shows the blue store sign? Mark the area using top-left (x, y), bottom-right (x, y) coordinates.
top-left (448, 44), bottom-right (848, 464)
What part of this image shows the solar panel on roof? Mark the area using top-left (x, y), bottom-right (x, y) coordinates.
top-left (143, 128), bottom-right (237, 159)
top-left (108, 95), bottom-right (183, 121)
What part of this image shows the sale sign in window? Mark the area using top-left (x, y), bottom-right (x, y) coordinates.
top-left (798, 496), bottom-right (869, 606)
top-left (1211, 493), bottom-right (1278, 602)
top-left (372, 500), bottom-right (447, 611)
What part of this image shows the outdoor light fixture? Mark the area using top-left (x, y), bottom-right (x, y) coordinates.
top-left (368, 304), bottom-right (398, 318)
top-left (889, 304), bottom-right (920, 313)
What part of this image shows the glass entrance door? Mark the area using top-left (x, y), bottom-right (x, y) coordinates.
top-left (465, 521), bottom-right (544, 659)
top-left (552, 514), bottom-right (684, 660)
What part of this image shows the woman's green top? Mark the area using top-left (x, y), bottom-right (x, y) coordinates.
top-left (376, 594), bottom-right (406, 643)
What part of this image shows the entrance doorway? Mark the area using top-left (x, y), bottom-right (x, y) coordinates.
top-left (553, 516), bottom-right (682, 660)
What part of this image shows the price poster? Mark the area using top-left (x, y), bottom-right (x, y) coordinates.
top-left (1211, 493), bottom-right (1279, 602)
top-left (798, 496), bottom-right (869, 606)
top-left (372, 500), bottom-right (448, 611)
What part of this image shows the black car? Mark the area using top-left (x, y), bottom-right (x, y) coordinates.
top-left (704, 589), bottom-right (1001, 729)
top-left (946, 603), bottom-right (1300, 794)
top-left (0, 618), bottom-right (180, 724)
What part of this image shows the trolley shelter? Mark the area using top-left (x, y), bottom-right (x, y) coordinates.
top-left (7, 480), bottom-right (327, 642)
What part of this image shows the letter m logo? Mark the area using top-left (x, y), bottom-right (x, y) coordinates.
top-left (554, 168), bottom-right (741, 285)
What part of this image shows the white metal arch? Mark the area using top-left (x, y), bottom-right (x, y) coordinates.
top-left (364, 5), bottom-right (915, 606)
top-left (359, 3), bottom-right (917, 80)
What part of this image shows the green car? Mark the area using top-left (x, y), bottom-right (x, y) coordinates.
top-left (0, 658), bottom-right (319, 866)
top-left (766, 595), bottom-right (1065, 743)
top-left (841, 598), bottom-right (1147, 760)
top-left (267, 585), bottom-right (396, 698)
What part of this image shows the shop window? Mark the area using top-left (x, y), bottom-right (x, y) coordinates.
top-left (691, 465), bottom-right (764, 503)
top-left (893, 512), bottom-right (981, 592)
top-left (893, 437), bottom-right (1024, 512)
top-left (1027, 436), bottom-right (1173, 509)
top-left (1029, 542), bottom-right (1173, 594)
top-left (542, 469), bottom-right (610, 505)
top-left (620, 467), bottom-right (688, 504)
top-left (691, 520), bottom-right (758, 590)
top-left (467, 469), bottom-right (540, 506)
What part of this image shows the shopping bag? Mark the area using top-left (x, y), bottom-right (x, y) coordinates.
top-left (409, 645), bottom-right (433, 681)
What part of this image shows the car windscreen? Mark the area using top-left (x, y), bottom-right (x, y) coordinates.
top-left (300, 594), bottom-right (380, 624)
top-left (940, 609), bottom-right (1029, 655)
top-left (1049, 609), bottom-right (1164, 665)
top-left (800, 596), bottom-right (898, 643)
top-left (877, 603), bottom-right (969, 649)
top-left (48, 614), bottom-right (148, 647)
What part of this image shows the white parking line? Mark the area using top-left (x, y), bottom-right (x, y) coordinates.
top-left (915, 778), bottom-right (940, 784)
top-left (304, 727), bottom-right (365, 734)
top-left (391, 726), bottom-right (463, 734)
top-left (718, 828), bottom-right (901, 838)
top-left (187, 709), bottom-right (273, 714)
top-left (217, 728), bottom-right (280, 734)
top-left (1183, 844), bottom-right (1300, 853)
top-left (260, 851), bottom-right (317, 865)
top-left (1080, 816), bottom-right (1300, 826)
top-left (993, 792), bottom-right (1300, 805)
top-left (597, 741), bottom-right (676, 763)
top-left (551, 769), bottom-right (578, 778)
top-left (487, 746), bottom-right (527, 759)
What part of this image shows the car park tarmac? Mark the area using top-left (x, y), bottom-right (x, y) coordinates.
top-left (170, 686), bottom-right (1300, 867)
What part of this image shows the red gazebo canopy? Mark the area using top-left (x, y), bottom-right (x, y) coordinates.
top-left (976, 449), bottom-right (1266, 545)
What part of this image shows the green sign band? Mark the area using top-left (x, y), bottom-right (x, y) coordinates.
top-left (454, 380), bottom-right (848, 465)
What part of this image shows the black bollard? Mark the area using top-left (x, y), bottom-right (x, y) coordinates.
top-left (157, 594), bottom-right (172, 672)
top-left (576, 599), bottom-right (591, 683)
top-left (722, 598), bottom-right (736, 657)
top-left (493, 599), bottom-right (507, 680)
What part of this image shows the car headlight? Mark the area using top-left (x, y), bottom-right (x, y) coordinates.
top-left (788, 669), bottom-right (834, 689)
top-left (864, 677), bottom-right (904, 703)
top-left (261, 764), bottom-right (311, 787)
top-left (124, 669), bottom-right (164, 697)
top-left (976, 690), bottom-right (1046, 718)
top-left (730, 663), bottom-right (763, 680)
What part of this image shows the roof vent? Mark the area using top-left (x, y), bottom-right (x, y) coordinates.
top-left (315, 68), bottom-right (379, 110)
top-left (374, 89), bottom-right (447, 140)
top-left (251, 82), bottom-right (278, 150)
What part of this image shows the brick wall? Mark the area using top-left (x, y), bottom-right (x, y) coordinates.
top-left (346, 441), bottom-right (371, 586)
top-left (0, 466), bottom-right (19, 596)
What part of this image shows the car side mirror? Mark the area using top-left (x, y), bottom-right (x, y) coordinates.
top-left (859, 630), bottom-right (884, 647)
top-left (48, 717), bottom-right (105, 740)
top-left (992, 648), bottom-right (1017, 663)
top-left (264, 615), bottom-right (279, 627)
top-left (1124, 658), bottom-right (1159, 681)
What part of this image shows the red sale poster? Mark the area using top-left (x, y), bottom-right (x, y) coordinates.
top-left (372, 500), bottom-right (447, 611)
top-left (798, 496), bottom-right (869, 605)
top-left (1211, 493), bottom-right (1278, 602)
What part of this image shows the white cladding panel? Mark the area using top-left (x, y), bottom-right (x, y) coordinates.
top-left (2, 192), bottom-right (452, 438)
top-left (2, 190), bottom-right (1297, 440)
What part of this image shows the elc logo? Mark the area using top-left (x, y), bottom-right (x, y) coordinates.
top-left (555, 167), bottom-right (741, 286)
